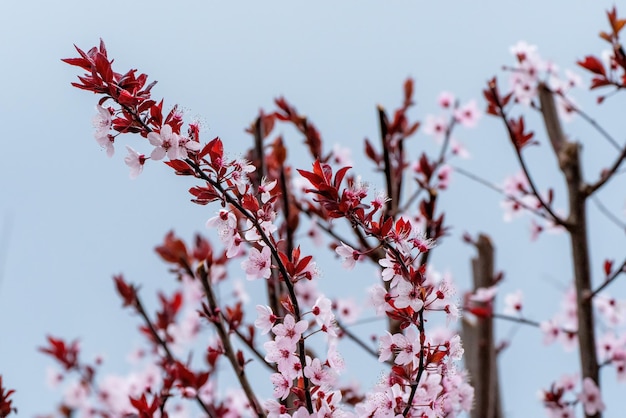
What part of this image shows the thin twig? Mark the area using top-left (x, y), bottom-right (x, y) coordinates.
top-left (559, 93), bottom-right (621, 151)
top-left (335, 320), bottom-right (383, 362)
top-left (198, 264), bottom-right (266, 418)
top-left (589, 257), bottom-right (626, 298)
top-left (452, 165), bottom-right (557, 223)
top-left (592, 195), bottom-right (626, 232)
top-left (134, 293), bottom-right (216, 417)
top-left (584, 143), bottom-right (626, 196)
top-left (232, 327), bottom-right (277, 373)
top-left (493, 83), bottom-right (569, 228)
top-left (402, 309), bottom-right (426, 416)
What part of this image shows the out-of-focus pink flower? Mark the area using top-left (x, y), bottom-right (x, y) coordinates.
top-left (578, 378), bottom-right (605, 416)
top-left (454, 100), bottom-right (481, 128)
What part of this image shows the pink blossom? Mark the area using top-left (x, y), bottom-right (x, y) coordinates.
top-left (503, 171), bottom-right (530, 195)
top-left (264, 337), bottom-right (300, 379)
top-left (503, 290), bottom-right (523, 315)
top-left (123, 146), bottom-right (145, 179)
top-left (368, 284), bottom-right (390, 315)
top-left (540, 319), bottom-right (560, 345)
top-left (595, 295), bottom-right (626, 326)
top-left (454, 100), bottom-right (481, 128)
top-left (378, 332), bottom-right (394, 363)
top-left (241, 246), bottom-right (272, 280)
top-left (272, 314), bottom-right (308, 345)
top-left (468, 285), bottom-right (498, 303)
top-left (232, 279), bottom-right (250, 304)
top-left (334, 298), bottom-right (360, 324)
top-left (615, 361), bottom-right (626, 382)
top-left (392, 280), bottom-right (425, 311)
top-left (326, 340), bottom-right (345, 373)
top-left (312, 296), bottom-right (334, 328)
top-left (437, 91), bottom-right (455, 109)
top-left (530, 218), bottom-right (544, 241)
top-left (331, 143), bottom-right (353, 166)
top-left (295, 279), bottom-right (320, 307)
top-left (63, 381), bottom-right (90, 409)
top-left (450, 138), bottom-right (470, 159)
top-left (258, 177), bottom-right (277, 204)
top-left (436, 164), bottom-right (452, 190)
top-left (177, 135), bottom-right (201, 159)
top-left (379, 254), bottom-right (402, 286)
top-left (423, 114), bottom-right (447, 140)
top-left (448, 334), bottom-right (464, 361)
top-left (206, 210), bottom-right (237, 242)
top-left (93, 105), bottom-right (114, 157)
top-left (45, 366), bottom-right (63, 388)
top-left (148, 124), bottom-right (180, 160)
top-left (270, 373), bottom-right (292, 400)
top-left (335, 242), bottom-right (360, 270)
top-left (254, 305), bottom-right (276, 334)
top-left (509, 41), bottom-right (538, 63)
top-left (304, 357), bottom-right (330, 386)
top-left (393, 327), bottom-right (420, 367)
top-left (578, 378), bottom-right (605, 416)
top-left (168, 309), bottom-right (201, 353)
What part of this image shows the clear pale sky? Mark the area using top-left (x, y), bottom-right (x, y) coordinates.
top-left (1, 1), bottom-right (624, 416)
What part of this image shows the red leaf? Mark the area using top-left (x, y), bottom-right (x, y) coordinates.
top-left (364, 138), bottom-right (381, 165)
top-left (155, 231), bottom-right (189, 266)
top-left (334, 166), bottom-right (351, 189)
top-left (164, 159), bottom-right (194, 176)
top-left (604, 259), bottom-right (613, 277)
top-left (113, 274), bottom-right (136, 307)
top-left (241, 194), bottom-right (259, 212)
top-left (577, 56), bottom-right (606, 76)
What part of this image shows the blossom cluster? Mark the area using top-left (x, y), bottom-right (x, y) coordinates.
top-left (7, 8), bottom-right (623, 418)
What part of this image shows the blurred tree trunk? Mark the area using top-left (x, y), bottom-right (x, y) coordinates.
top-left (462, 234), bottom-right (503, 418)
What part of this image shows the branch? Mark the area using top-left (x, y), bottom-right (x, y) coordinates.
top-left (335, 320), bottom-right (385, 362)
top-left (232, 327), bottom-right (277, 373)
top-left (378, 106), bottom-right (395, 217)
top-left (402, 308), bottom-right (426, 417)
top-left (493, 83), bottom-right (569, 228)
top-left (538, 84), bottom-right (601, 418)
top-left (452, 165), bottom-right (558, 223)
top-left (592, 195), bottom-right (626, 232)
top-left (561, 94), bottom-right (621, 151)
top-left (133, 293), bottom-right (216, 417)
top-left (198, 264), bottom-right (266, 418)
top-left (584, 143), bottom-right (626, 196)
top-left (589, 257), bottom-right (626, 298)
top-left (185, 158), bottom-right (314, 413)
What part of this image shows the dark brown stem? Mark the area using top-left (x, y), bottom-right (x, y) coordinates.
top-left (402, 308), bottom-right (426, 416)
top-left (134, 294), bottom-right (216, 417)
top-left (198, 264), bottom-right (266, 417)
top-left (378, 106), bottom-right (395, 217)
top-left (495, 83), bottom-right (568, 228)
top-left (538, 86), bottom-right (600, 418)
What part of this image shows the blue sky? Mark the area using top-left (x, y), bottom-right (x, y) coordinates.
top-left (1, 1), bottom-right (624, 416)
